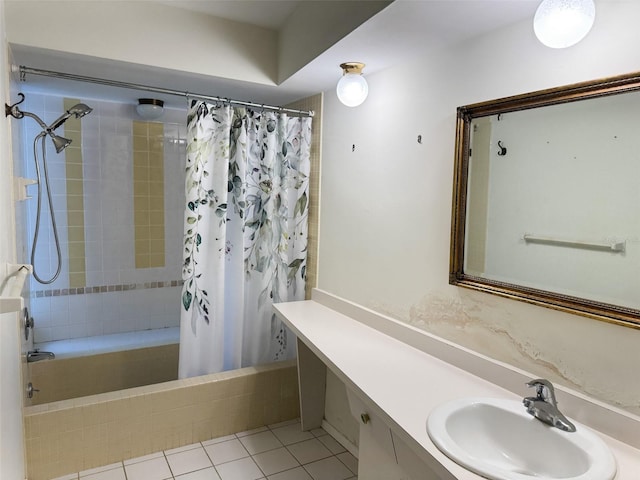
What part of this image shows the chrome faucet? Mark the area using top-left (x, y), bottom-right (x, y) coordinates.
top-left (27, 350), bottom-right (55, 363)
top-left (523, 378), bottom-right (576, 432)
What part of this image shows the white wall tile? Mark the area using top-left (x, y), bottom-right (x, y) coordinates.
top-left (22, 93), bottom-right (186, 345)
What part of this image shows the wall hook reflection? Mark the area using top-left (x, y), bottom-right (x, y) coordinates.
top-left (497, 141), bottom-right (507, 156)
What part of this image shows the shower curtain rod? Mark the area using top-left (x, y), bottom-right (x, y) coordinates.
top-left (18, 65), bottom-right (315, 117)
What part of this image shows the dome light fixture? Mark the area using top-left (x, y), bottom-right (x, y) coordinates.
top-left (534, 0), bottom-right (596, 49)
top-left (336, 62), bottom-right (368, 107)
top-left (136, 98), bottom-right (164, 120)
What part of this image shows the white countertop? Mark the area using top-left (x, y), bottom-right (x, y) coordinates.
top-left (274, 298), bottom-right (640, 480)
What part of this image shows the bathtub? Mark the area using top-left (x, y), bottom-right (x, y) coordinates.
top-left (28, 327), bottom-right (180, 404)
top-left (25, 327), bottom-right (301, 479)
top-left (24, 359), bottom-right (300, 480)
top-left (34, 326), bottom-right (180, 359)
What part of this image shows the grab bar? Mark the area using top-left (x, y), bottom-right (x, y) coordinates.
top-left (523, 234), bottom-right (625, 253)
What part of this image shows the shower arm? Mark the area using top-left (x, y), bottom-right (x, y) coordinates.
top-left (5, 94), bottom-right (49, 131)
top-left (5, 93), bottom-right (84, 154)
top-left (5, 93), bottom-right (89, 133)
top-left (9, 108), bottom-right (71, 152)
top-left (18, 110), bottom-right (51, 132)
top-left (5, 94), bottom-right (59, 136)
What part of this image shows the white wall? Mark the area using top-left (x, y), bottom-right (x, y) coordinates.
top-left (6, 0), bottom-right (390, 91)
top-left (0, 0), bottom-right (27, 477)
top-left (319, 1), bottom-right (640, 417)
top-left (5, 0), bottom-right (278, 86)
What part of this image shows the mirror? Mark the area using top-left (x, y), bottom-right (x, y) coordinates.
top-left (450, 72), bottom-right (640, 329)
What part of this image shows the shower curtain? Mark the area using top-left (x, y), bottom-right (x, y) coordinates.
top-left (178, 101), bottom-right (312, 378)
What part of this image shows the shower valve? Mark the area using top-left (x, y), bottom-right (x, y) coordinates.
top-left (26, 382), bottom-right (39, 399)
top-left (23, 307), bottom-right (34, 341)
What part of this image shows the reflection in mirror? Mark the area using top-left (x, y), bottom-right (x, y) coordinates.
top-left (450, 72), bottom-right (640, 328)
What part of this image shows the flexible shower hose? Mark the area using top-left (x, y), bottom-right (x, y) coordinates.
top-left (31, 131), bottom-right (62, 284)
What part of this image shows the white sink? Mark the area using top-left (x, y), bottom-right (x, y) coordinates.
top-left (426, 397), bottom-right (616, 480)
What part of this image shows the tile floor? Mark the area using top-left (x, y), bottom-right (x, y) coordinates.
top-left (53, 420), bottom-right (358, 480)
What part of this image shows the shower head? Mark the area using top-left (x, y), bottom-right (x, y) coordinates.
top-left (49, 133), bottom-right (72, 153)
top-left (49, 103), bottom-right (93, 131)
top-left (6, 93), bottom-right (91, 153)
top-left (68, 103), bottom-right (92, 118)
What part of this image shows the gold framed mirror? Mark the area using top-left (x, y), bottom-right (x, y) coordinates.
top-left (450, 71), bottom-right (640, 329)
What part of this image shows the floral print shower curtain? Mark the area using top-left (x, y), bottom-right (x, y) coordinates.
top-left (179, 101), bottom-right (312, 378)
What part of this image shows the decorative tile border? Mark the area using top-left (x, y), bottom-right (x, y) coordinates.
top-left (31, 280), bottom-right (184, 298)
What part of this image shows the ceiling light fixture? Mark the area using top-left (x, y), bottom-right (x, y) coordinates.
top-left (336, 62), bottom-right (368, 107)
top-left (534, 0), bottom-right (596, 48)
top-left (136, 98), bottom-right (164, 120)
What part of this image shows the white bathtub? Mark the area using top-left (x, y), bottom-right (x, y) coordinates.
top-left (28, 327), bottom-right (180, 404)
top-left (34, 326), bottom-right (180, 359)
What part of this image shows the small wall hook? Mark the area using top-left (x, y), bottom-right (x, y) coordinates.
top-left (5, 92), bottom-right (25, 118)
top-left (352, 144), bottom-right (356, 152)
top-left (417, 135), bottom-right (422, 144)
top-left (497, 141), bottom-right (507, 156)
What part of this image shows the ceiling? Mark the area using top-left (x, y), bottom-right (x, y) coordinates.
top-left (11, 0), bottom-right (542, 110)
top-left (159, 0), bottom-right (303, 29)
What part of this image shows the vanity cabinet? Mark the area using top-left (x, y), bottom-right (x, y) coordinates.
top-left (346, 386), bottom-right (440, 479)
top-left (294, 337), bottom-right (452, 480)
top-left (351, 399), bottom-right (412, 479)
top-left (275, 292), bottom-right (640, 480)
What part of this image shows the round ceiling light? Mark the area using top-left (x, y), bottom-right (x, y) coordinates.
top-left (534, 0), bottom-right (596, 49)
top-left (136, 98), bottom-right (165, 120)
top-left (336, 62), bottom-right (369, 107)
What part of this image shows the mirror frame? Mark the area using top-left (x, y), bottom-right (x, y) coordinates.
top-left (450, 71), bottom-right (640, 330)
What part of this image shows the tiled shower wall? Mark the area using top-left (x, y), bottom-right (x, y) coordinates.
top-left (15, 92), bottom-right (187, 343)
top-left (285, 94), bottom-right (322, 300)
